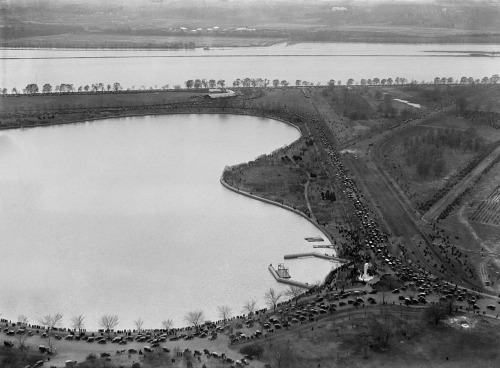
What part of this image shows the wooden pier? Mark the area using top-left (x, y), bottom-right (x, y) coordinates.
top-left (268, 265), bottom-right (313, 289)
top-left (284, 252), bottom-right (349, 263)
top-left (305, 236), bottom-right (324, 242)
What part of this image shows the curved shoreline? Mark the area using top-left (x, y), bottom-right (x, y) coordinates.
top-left (0, 109), bottom-right (304, 134)
top-left (220, 176), bottom-right (335, 250)
top-left (0, 109), bottom-right (327, 330)
top-left (3, 106), bottom-right (335, 262)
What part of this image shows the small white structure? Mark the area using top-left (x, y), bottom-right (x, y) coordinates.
top-left (359, 262), bottom-right (373, 281)
top-left (205, 89), bottom-right (236, 99)
top-left (394, 98), bottom-right (422, 109)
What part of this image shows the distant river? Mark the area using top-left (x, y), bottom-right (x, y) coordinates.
top-left (0, 114), bottom-right (336, 329)
top-left (1, 43), bottom-right (499, 90)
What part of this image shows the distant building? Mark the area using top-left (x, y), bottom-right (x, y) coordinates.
top-left (205, 89), bottom-right (237, 99)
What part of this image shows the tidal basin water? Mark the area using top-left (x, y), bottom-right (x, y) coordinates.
top-left (0, 114), bottom-right (336, 329)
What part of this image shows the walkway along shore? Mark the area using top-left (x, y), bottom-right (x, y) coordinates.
top-left (268, 264), bottom-right (314, 289)
top-left (220, 175), bottom-right (345, 288)
top-left (220, 176), bottom-right (335, 251)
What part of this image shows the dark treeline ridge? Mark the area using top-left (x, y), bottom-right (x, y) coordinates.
top-left (288, 30), bottom-right (500, 44)
top-left (2, 0), bottom-right (500, 46)
top-left (460, 110), bottom-right (500, 129)
top-left (405, 127), bottom-right (484, 153)
top-left (0, 40), bottom-right (196, 50)
top-left (0, 23), bottom-right (84, 40)
top-left (403, 127), bottom-right (484, 180)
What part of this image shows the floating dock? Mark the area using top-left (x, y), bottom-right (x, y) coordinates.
top-left (268, 265), bottom-right (313, 289)
top-left (284, 252), bottom-right (349, 263)
top-left (276, 263), bottom-right (290, 278)
top-left (305, 236), bottom-right (324, 242)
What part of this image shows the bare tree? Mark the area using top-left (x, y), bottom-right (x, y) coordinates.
top-left (98, 315), bottom-right (119, 336)
top-left (273, 339), bottom-right (293, 368)
top-left (242, 299), bottom-right (258, 316)
top-left (424, 303), bottom-right (448, 325)
top-left (284, 286), bottom-right (305, 304)
top-left (264, 288), bottom-right (283, 311)
top-left (184, 310), bottom-right (205, 329)
top-left (369, 317), bottom-right (392, 350)
top-left (71, 315), bottom-right (85, 334)
top-left (275, 350), bottom-right (285, 368)
top-left (38, 313), bottom-right (63, 353)
top-left (18, 314), bottom-right (29, 327)
top-left (217, 305), bottom-right (232, 324)
top-left (134, 318), bottom-right (144, 333)
top-left (14, 331), bottom-right (30, 362)
top-left (161, 319), bottom-right (173, 332)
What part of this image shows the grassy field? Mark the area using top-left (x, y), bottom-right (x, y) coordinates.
top-left (0, 90), bottom-right (202, 112)
top-left (2, 33), bottom-right (284, 49)
top-left (235, 307), bottom-right (500, 368)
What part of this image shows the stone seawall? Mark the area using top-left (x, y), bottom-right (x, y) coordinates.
top-left (220, 176), bottom-right (335, 249)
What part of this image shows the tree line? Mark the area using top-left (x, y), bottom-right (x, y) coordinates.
top-left (6, 284), bottom-right (307, 353)
top-left (2, 74), bottom-right (499, 96)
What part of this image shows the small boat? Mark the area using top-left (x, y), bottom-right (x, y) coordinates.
top-left (203, 47), bottom-right (210, 50)
top-left (305, 236), bottom-right (323, 242)
top-left (276, 264), bottom-right (290, 279)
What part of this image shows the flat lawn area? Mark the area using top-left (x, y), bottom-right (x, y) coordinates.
top-left (0, 91), bottom-right (203, 112)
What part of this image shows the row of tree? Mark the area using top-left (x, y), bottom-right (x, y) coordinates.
top-left (11, 285), bottom-right (305, 353)
top-left (435, 75), bottom-right (500, 85)
top-left (22, 82), bottom-right (123, 95)
top-left (403, 128), bottom-right (484, 179)
top-left (404, 127), bottom-right (484, 153)
top-left (3, 74), bottom-right (499, 96)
